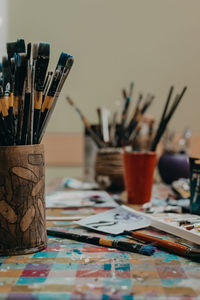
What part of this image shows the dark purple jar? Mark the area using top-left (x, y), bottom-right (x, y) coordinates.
top-left (158, 153), bottom-right (190, 184)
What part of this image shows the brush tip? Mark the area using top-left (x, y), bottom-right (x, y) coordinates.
top-left (66, 97), bottom-right (73, 105)
top-left (38, 42), bottom-right (50, 57)
top-left (57, 52), bottom-right (70, 68)
top-left (139, 245), bottom-right (156, 256)
top-left (32, 43), bottom-right (39, 60)
top-left (16, 39), bottom-right (26, 53)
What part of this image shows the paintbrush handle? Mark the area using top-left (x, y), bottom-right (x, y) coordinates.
top-left (47, 229), bottom-right (156, 256)
top-left (131, 231), bottom-right (187, 254)
top-left (33, 91), bottom-right (43, 144)
top-left (131, 230), bottom-right (193, 257)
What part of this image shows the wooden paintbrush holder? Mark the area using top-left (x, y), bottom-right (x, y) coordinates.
top-left (0, 144), bottom-right (47, 255)
top-left (95, 148), bottom-right (124, 191)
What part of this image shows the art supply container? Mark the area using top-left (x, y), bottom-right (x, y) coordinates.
top-left (189, 157), bottom-right (200, 214)
top-left (95, 148), bottom-right (124, 191)
top-left (123, 151), bottom-right (157, 204)
top-left (0, 144), bottom-right (47, 255)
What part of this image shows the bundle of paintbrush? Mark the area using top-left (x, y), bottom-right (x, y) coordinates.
top-left (66, 82), bottom-right (155, 149)
top-left (0, 38), bottom-right (74, 146)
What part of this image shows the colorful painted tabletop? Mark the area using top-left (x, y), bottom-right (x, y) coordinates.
top-left (0, 184), bottom-right (200, 300)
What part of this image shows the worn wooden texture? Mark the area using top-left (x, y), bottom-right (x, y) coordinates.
top-left (95, 148), bottom-right (124, 191)
top-left (0, 144), bottom-right (47, 255)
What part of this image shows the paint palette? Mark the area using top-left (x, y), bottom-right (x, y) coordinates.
top-left (150, 213), bottom-right (200, 245)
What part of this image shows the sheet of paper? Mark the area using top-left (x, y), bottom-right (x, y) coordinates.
top-left (75, 205), bottom-right (151, 234)
top-left (46, 190), bottom-right (118, 208)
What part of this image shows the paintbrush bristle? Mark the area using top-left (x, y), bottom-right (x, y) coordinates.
top-left (16, 39), bottom-right (26, 53)
top-left (37, 42), bottom-right (50, 56)
top-left (35, 42), bottom-right (50, 91)
top-left (32, 43), bottom-right (39, 60)
top-left (57, 52), bottom-right (69, 68)
top-left (66, 97), bottom-right (74, 106)
top-left (6, 42), bottom-right (17, 60)
top-left (27, 43), bottom-right (31, 60)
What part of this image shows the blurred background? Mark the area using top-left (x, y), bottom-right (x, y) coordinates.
top-left (1, 0), bottom-right (200, 183)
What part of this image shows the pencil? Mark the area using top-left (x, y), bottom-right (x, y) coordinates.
top-left (129, 230), bottom-right (200, 259)
top-left (66, 97), bottom-right (106, 148)
top-left (47, 229), bottom-right (156, 256)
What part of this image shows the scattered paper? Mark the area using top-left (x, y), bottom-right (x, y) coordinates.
top-left (46, 190), bottom-right (119, 208)
top-left (75, 205), bottom-right (151, 234)
top-left (62, 178), bottom-right (99, 190)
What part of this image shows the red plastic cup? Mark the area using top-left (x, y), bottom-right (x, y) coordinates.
top-left (122, 151), bottom-right (157, 204)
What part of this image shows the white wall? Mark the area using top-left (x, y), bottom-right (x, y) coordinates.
top-left (7, 0), bottom-right (200, 134)
top-left (0, 0), bottom-right (8, 57)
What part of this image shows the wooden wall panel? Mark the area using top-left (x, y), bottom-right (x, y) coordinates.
top-left (42, 133), bottom-right (84, 166)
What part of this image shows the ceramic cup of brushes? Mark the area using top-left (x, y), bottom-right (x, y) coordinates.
top-left (95, 147), bottom-right (125, 191)
top-left (0, 38), bottom-right (74, 255)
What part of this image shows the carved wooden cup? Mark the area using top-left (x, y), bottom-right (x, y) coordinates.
top-left (0, 144), bottom-right (47, 255)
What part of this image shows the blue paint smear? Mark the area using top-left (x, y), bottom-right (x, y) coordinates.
top-left (102, 295), bottom-right (110, 300)
top-left (122, 296), bottom-right (134, 300)
top-left (73, 249), bottom-right (82, 254)
top-left (36, 293), bottom-right (71, 300)
top-left (104, 264), bottom-right (112, 271)
top-left (17, 277), bottom-right (46, 285)
top-left (115, 263), bottom-right (130, 271)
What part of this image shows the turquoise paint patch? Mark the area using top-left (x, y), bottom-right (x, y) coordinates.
top-left (104, 264), bottom-right (112, 271)
top-left (105, 252), bottom-right (130, 259)
top-left (122, 295), bottom-right (134, 300)
top-left (102, 295), bottom-right (110, 300)
top-left (17, 277), bottom-right (46, 285)
top-left (33, 252), bottom-right (58, 258)
top-left (73, 249), bottom-right (82, 254)
top-left (115, 263), bottom-right (130, 271)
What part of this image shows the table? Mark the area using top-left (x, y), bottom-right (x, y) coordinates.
top-left (0, 184), bottom-right (200, 299)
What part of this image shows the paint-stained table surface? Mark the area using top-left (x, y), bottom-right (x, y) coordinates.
top-left (1, 183), bottom-right (200, 300)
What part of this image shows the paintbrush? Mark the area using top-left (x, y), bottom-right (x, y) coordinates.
top-left (2, 56), bottom-right (13, 144)
top-left (21, 43), bottom-right (31, 145)
top-left (33, 42), bottom-right (50, 144)
top-left (126, 93), bottom-right (143, 137)
top-left (38, 55), bottom-right (74, 143)
top-left (0, 84), bottom-right (10, 145)
top-left (110, 111), bottom-right (118, 147)
top-left (38, 56), bottom-right (74, 143)
top-left (151, 87), bottom-right (187, 151)
top-left (66, 96), bottom-right (106, 148)
top-left (97, 107), bottom-right (103, 139)
top-left (121, 82), bottom-right (134, 128)
top-left (27, 43), bottom-right (38, 145)
top-left (128, 230), bottom-right (200, 259)
top-left (43, 71), bottom-right (53, 98)
top-left (38, 52), bottom-right (69, 136)
top-left (47, 229), bottom-right (156, 256)
top-left (102, 107), bottom-right (110, 144)
top-left (13, 53), bottom-right (27, 144)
